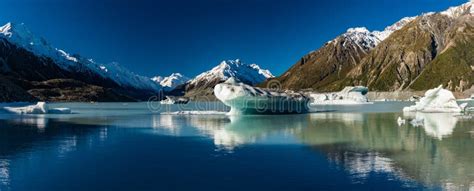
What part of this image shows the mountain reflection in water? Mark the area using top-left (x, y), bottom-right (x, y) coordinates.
top-left (0, 102), bottom-right (473, 190)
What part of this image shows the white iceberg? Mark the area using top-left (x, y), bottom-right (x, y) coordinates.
top-left (160, 96), bottom-right (189, 105)
top-left (403, 85), bottom-right (465, 113)
top-left (214, 77), bottom-right (311, 115)
top-left (3, 102), bottom-right (72, 114)
top-left (309, 86), bottom-right (371, 105)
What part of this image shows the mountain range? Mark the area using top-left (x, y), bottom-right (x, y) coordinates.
top-left (1, 1), bottom-right (473, 102)
top-left (0, 22), bottom-right (273, 102)
top-left (268, 1), bottom-right (474, 93)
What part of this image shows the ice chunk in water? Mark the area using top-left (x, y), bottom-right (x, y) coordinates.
top-left (4, 102), bottom-right (72, 114)
top-left (403, 85), bottom-right (464, 113)
top-left (214, 77), bottom-right (310, 115)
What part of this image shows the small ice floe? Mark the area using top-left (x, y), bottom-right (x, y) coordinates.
top-left (160, 96), bottom-right (189, 105)
top-left (161, 111), bottom-right (227, 115)
top-left (397, 117), bottom-right (406, 126)
top-left (403, 85), bottom-right (466, 113)
top-left (214, 77), bottom-right (311, 115)
top-left (3, 102), bottom-right (71, 114)
top-left (309, 86), bottom-right (372, 105)
top-left (410, 117), bottom-right (424, 127)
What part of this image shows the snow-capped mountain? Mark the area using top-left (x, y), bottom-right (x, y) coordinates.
top-left (183, 59), bottom-right (274, 99)
top-left (273, 9), bottom-right (418, 91)
top-left (275, 0), bottom-right (474, 92)
top-left (332, 16), bottom-right (416, 51)
top-left (151, 73), bottom-right (190, 89)
top-left (0, 22), bottom-right (161, 92)
top-left (188, 59), bottom-right (274, 86)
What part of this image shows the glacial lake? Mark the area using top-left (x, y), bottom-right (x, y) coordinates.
top-left (0, 101), bottom-right (473, 190)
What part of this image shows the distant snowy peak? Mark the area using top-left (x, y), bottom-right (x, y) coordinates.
top-left (189, 59), bottom-right (274, 86)
top-left (341, 27), bottom-right (380, 50)
top-left (441, 1), bottom-right (473, 18)
top-left (151, 76), bottom-right (164, 83)
top-left (336, 16), bottom-right (416, 50)
top-left (249, 63), bottom-right (274, 79)
top-left (152, 73), bottom-right (190, 89)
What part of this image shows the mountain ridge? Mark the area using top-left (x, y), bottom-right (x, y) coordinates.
top-left (267, 1), bottom-right (473, 93)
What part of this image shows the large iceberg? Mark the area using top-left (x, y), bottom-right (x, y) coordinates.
top-left (403, 85), bottom-right (465, 113)
top-left (309, 86), bottom-right (371, 105)
top-left (214, 78), bottom-right (311, 115)
top-left (4, 102), bottom-right (72, 114)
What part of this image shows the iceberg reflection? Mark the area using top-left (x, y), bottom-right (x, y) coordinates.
top-left (12, 116), bottom-right (49, 130)
top-left (403, 112), bottom-right (458, 140)
top-left (299, 112), bottom-right (474, 190)
top-left (152, 114), bottom-right (307, 150)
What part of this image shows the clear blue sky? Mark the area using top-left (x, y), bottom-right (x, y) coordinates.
top-left (0, 0), bottom-right (467, 77)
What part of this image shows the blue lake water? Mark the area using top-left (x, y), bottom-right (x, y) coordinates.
top-left (0, 101), bottom-right (473, 190)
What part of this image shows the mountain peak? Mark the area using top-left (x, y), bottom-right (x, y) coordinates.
top-left (189, 59), bottom-right (273, 86)
top-left (346, 27), bottom-right (370, 34)
top-left (152, 73), bottom-right (190, 89)
top-left (0, 22), bottom-right (13, 37)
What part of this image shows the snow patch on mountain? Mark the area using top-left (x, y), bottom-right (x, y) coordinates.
top-left (372, 16), bottom-right (416, 41)
top-left (341, 27), bottom-right (380, 50)
top-left (331, 16), bottom-right (416, 51)
top-left (152, 73), bottom-right (190, 89)
top-left (188, 59), bottom-right (274, 86)
top-left (440, 1), bottom-right (473, 18)
top-left (99, 62), bottom-right (162, 91)
top-left (0, 22), bottom-right (161, 92)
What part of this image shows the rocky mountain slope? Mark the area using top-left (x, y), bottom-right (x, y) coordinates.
top-left (344, 2), bottom-right (474, 92)
top-left (270, 1), bottom-right (473, 92)
top-left (269, 16), bottom-right (414, 91)
top-left (0, 22), bottom-right (161, 102)
top-left (182, 59), bottom-right (273, 99)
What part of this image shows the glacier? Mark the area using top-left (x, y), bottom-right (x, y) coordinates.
top-left (309, 86), bottom-right (371, 105)
top-left (4, 102), bottom-right (72, 114)
top-left (403, 85), bottom-right (466, 113)
top-left (214, 78), bottom-right (310, 115)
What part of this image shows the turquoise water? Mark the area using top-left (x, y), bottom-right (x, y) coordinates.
top-left (0, 101), bottom-right (473, 190)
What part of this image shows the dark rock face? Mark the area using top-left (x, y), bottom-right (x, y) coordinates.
top-left (0, 76), bottom-right (37, 102)
top-left (26, 79), bottom-right (136, 102)
top-left (183, 78), bottom-right (223, 100)
top-left (0, 38), bottom-right (148, 102)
